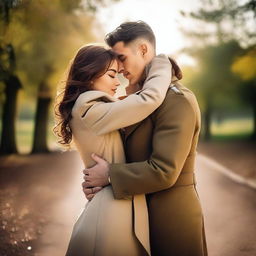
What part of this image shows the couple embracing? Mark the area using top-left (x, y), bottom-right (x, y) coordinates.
top-left (54, 21), bottom-right (208, 256)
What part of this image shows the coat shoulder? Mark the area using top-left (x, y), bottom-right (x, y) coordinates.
top-left (72, 91), bottom-right (117, 118)
top-left (152, 83), bottom-right (200, 120)
top-left (165, 83), bottom-right (197, 108)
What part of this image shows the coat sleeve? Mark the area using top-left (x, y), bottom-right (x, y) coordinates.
top-left (79, 55), bottom-right (172, 135)
top-left (108, 92), bottom-right (197, 199)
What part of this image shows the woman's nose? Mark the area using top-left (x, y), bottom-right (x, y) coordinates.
top-left (115, 77), bottom-right (121, 86)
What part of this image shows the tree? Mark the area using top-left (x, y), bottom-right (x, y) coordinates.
top-left (0, 0), bottom-right (120, 155)
top-left (0, 0), bottom-right (22, 154)
top-left (232, 47), bottom-right (256, 140)
top-left (19, 0), bottom-right (96, 153)
top-left (185, 41), bottom-right (243, 140)
top-left (26, 0), bottom-right (120, 153)
top-left (180, 0), bottom-right (256, 140)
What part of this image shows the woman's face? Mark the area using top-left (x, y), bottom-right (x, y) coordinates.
top-left (92, 60), bottom-right (120, 96)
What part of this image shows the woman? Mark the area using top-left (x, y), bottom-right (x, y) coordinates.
top-left (54, 44), bottom-right (173, 256)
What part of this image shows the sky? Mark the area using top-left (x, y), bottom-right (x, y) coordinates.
top-left (96, 0), bottom-right (202, 65)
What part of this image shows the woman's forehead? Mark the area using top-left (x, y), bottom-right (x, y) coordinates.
top-left (108, 60), bottom-right (119, 70)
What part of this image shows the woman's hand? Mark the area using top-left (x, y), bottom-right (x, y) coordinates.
top-left (82, 182), bottom-right (103, 201)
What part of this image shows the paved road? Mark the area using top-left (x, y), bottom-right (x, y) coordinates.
top-left (36, 153), bottom-right (86, 256)
top-left (37, 153), bottom-right (256, 256)
top-left (196, 154), bottom-right (256, 256)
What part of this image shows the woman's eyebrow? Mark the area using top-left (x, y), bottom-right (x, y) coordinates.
top-left (108, 69), bottom-right (117, 73)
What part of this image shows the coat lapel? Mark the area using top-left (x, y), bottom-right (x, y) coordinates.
top-left (122, 64), bottom-right (180, 142)
top-left (124, 121), bottom-right (143, 141)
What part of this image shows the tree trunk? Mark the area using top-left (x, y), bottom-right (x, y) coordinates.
top-left (31, 91), bottom-right (51, 154)
top-left (252, 100), bottom-right (256, 141)
top-left (203, 103), bottom-right (212, 141)
top-left (0, 75), bottom-right (22, 155)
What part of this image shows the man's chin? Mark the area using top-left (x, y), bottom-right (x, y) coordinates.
top-left (125, 83), bottom-right (141, 94)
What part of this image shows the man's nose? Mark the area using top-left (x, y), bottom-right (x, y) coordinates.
top-left (118, 62), bottom-right (124, 74)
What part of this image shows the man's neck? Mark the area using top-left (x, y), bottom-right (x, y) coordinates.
top-left (125, 83), bottom-right (141, 95)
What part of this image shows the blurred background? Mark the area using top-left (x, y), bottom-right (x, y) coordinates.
top-left (0, 0), bottom-right (255, 255)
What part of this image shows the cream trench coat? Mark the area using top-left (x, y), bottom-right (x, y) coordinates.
top-left (65, 55), bottom-right (173, 256)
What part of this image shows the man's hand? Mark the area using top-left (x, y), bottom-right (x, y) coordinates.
top-left (82, 183), bottom-right (103, 201)
top-left (82, 154), bottom-right (110, 201)
top-left (83, 153), bottom-right (110, 186)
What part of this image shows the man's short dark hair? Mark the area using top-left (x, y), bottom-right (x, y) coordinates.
top-left (105, 21), bottom-right (156, 48)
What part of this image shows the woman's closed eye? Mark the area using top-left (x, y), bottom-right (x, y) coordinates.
top-left (107, 68), bottom-right (117, 78)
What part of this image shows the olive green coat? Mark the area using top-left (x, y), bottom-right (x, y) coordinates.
top-left (109, 82), bottom-right (208, 256)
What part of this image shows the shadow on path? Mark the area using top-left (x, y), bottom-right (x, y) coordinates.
top-left (1, 152), bottom-right (256, 256)
top-left (0, 152), bottom-right (86, 256)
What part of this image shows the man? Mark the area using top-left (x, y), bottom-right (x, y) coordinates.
top-left (82, 21), bottom-right (208, 256)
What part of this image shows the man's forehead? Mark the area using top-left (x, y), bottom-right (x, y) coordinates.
top-left (112, 41), bottom-right (129, 55)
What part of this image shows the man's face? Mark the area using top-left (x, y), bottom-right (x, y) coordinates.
top-left (112, 41), bottom-right (147, 86)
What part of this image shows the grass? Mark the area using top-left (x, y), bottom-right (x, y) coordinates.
top-left (211, 117), bottom-right (253, 135)
top-left (209, 117), bottom-right (253, 141)
top-left (210, 133), bottom-right (252, 141)
top-left (15, 119), bottom-right (58, 154)
top-left (0, 116), bottom-right (254, 154)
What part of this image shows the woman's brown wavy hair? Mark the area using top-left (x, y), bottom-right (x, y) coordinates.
top-left (54, 44), bottom-right (118, 148)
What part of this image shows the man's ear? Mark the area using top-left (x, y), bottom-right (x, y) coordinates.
top-left (140, 43), bottom-right (148, 57)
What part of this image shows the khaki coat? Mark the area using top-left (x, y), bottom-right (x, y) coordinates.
top-left (109, 82), bottom-right (208, 256)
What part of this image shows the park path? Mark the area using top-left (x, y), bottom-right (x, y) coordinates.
top-left (196, 154), bottom-right (256, 256)
top-left (35, 152), bottom-right (256, 256)
top-left (35, 153), bottom-right (86, 256)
